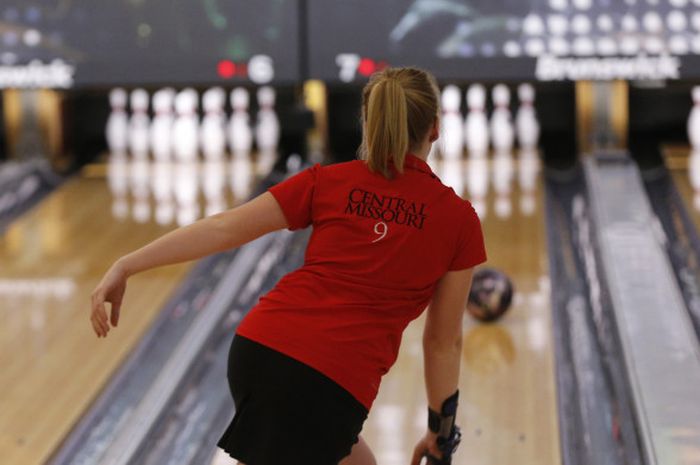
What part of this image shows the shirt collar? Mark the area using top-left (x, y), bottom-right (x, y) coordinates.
top-left (397, 153), bottom-right (435, 177)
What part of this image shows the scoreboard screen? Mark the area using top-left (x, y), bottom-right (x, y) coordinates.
top-left (0, 0), bottom-right (300, 88)
top-left (308, 0), bottom-right (700, 82)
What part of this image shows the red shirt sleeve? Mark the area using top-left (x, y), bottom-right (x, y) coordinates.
top-left (267, 163), bottom-right (321, 231)
top-left (448, 201), bottom-right (487, 271)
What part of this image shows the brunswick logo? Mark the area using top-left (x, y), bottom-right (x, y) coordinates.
top-left (535, 54), bottom-right (680, 81)
top-left (345, 188), bottom-right (427, 230)
top-left (0, 59), bottom-right (75, 88)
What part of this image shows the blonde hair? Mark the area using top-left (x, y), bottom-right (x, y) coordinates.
top-left (359, 67), bottom-right (440, 179)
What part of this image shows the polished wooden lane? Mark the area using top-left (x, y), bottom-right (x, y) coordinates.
top-left (206, 152), bottom-right (560, 465)
top-left (361, 153), bottom-right (561, 465)
top-left (665, 145), bottom-right (700, 231)
top-left (0, 158), bottom-right (253, 464)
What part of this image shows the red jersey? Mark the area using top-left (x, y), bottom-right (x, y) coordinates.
top-left (236, 154), bottom-right (487, 409)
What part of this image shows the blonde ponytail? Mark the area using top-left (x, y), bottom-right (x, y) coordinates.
top-left (365, 77), bottom-right (409, 178)
top-left (359, 67), bottom-right (439, 180)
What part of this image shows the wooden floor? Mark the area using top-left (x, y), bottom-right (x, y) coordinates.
top-left (1, 152), bottom-right (560, 465)
top-left (213, 151), bottom-right (561, 465)
top-left (0, 156), bottom-right (255, 464)
top-left (359, 153), bottom-right (560, 465)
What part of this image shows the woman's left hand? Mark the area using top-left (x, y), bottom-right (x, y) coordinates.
top-left (90, 261), bottom-right (128, 338)
top-left (410, 431), bottom-right (442, 465)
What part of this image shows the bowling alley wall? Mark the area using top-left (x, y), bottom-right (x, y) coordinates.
top-left (1, 1), bottom-right (700, 168)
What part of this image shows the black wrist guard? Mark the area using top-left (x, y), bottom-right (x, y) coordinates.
top-left (426, 390), bottom-right (462, 465)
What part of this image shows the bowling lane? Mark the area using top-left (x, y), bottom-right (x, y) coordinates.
top-left (362, 151), bottom-right (560, 465)
top-left (665, 145), bottom-right (700, 230)
top-left (0, 157), bottom-right (254, 465)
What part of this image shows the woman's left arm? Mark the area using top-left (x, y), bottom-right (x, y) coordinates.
top-left (90, 191), bottom-right (288, 337)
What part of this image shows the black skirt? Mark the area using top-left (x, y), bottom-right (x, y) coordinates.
top-left (217, 334), bottom-right (369, 465)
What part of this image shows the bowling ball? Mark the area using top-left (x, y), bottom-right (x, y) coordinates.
top-left (466, 268), bottom-right (514, 322)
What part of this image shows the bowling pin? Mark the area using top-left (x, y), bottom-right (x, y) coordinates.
top-left (107, 153), bottom-right (129, 219)
top-left (440, 85), bottom-right (464, 161)
top-left (465, 156), bottom-right (489, 219)
top-left (231, 158), bottom-right (253, 201)
top-left (200, 87), bottom-right (227, 162)
top-left (151, 161), bottom-right (175, 226)
top-left (174, 161), bottom-right (200, 226)
top-left (688, 86), bottom-right (700, 150)
top-left (228, 87), bottom-right (253, 159)
top-left (689, 149), bottom-right (700, 211)
top-left (427, 142), bottom-right (440, 173)
top-left (492, 150), bottom-right (514, 219)
top-left (464, 84), bottom-right (490, 157)
top-left (516, 83), bottom-right (540, 151)
top-left (518, 148), bottom-right (539, 216)
top-left (173, 88), bottom-right (200, 162)
top-left (286, 153), bottom-right (303, 174)
top-left (255, 86), bottom-right (280, 174)
top-left (128, 88), bottom-right (151, 159)
top-left (129, 158), bottom-right (151, 223)
top-left (440, 159), bottom-right (464, 195)
top-left (106, 88), bottom-right (129, 156)
top-left (150, 88), bottom-right (176, 163)
top-left (202, 160), bottom-right (227, 217)
top-left (490, 84), bottom-right (515, 153)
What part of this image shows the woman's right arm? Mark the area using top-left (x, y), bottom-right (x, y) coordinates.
top-left (90, 191), bottom-right (290, 338)
top-left (411, 267), bottom-right (474, 464)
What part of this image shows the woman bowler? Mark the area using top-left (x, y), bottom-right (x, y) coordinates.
top-left (90, 67), bottom-right (486, 465)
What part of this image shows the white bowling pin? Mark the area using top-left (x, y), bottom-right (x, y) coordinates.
top-left (129, 158), bottom-right (151, 223)
top-left (286, 153), bottom-right (303, 174)
top-left (516, 83), bottom-right (540, 151)
top-left (150, 88), bottom-right (175, 162)
top-left (427, 142), bottom-right (440, 173)
top-left (202, 160), bottom-right (227, 216)
top-left (128, 88), bottom-right (151, 159)
top-left (255, 86), bottom-right (280, 174)
top-left (440, 158), bottom-right (464, 195)
top-left (466, 156), bottom-right (489, 219)
top-left (464, 84), bottom-right (490, 157)
top-left (106, 88), bottom-right (129, 155)
top-left (107, 153), bottom-right (129, 219)
top-left (228, 87), bottom-right (253, 158)
top-left (490, 84), bottom-right (515, 153)
top-left (200, 87), bottom-right (227, 161)
top-left (688, 86), bottom-right (700, 150)
top-left (255, 86), bottom-right (280, 154)
top-left (173, 88), bottom-right (200, 162)
top-left (440, 85), bottom-right (464, 160)
top-left (518, 148), bottom-right (539, 216)
top-left (689, 150), bottom-right (700, 211)
top-left (492, 150), bottom-right (514, 218)
top-left (231, 158), bottom-right (253, 201)
top-left (151, 161), bottom-right (174, 226)
top-left (174, 161), bottom-right (200, 226)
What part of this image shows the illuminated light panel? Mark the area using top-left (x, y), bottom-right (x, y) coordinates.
top-left (667, 10), bottom-right (688, 32)
top-left (525, 38), bottom-right (546, 56)
top-left (597, 14), bottom-right (614, 32)
top-left (503, 40), bottom-right (522, 57)
top-left (547, 14), bottom-right (569, 36)
top-left (549, 37), bottom-right (571, 55)
top-left (572, 14), bottom-right (592, 34)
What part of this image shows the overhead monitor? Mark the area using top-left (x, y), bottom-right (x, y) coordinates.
top-left (308, 0), bottom-right (700, 82)
top-left (0, 1), bottom-right (301, 89)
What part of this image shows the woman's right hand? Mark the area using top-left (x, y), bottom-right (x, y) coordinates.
top-left (410, 430), bottom-right (442, 465)
top-left (90, 260), bottom-right (128, 338)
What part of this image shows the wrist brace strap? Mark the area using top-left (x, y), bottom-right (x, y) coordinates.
top-left (425, 390), bottom-right (462, 465)
top-left (428, 390), bottom-right (459, 437)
